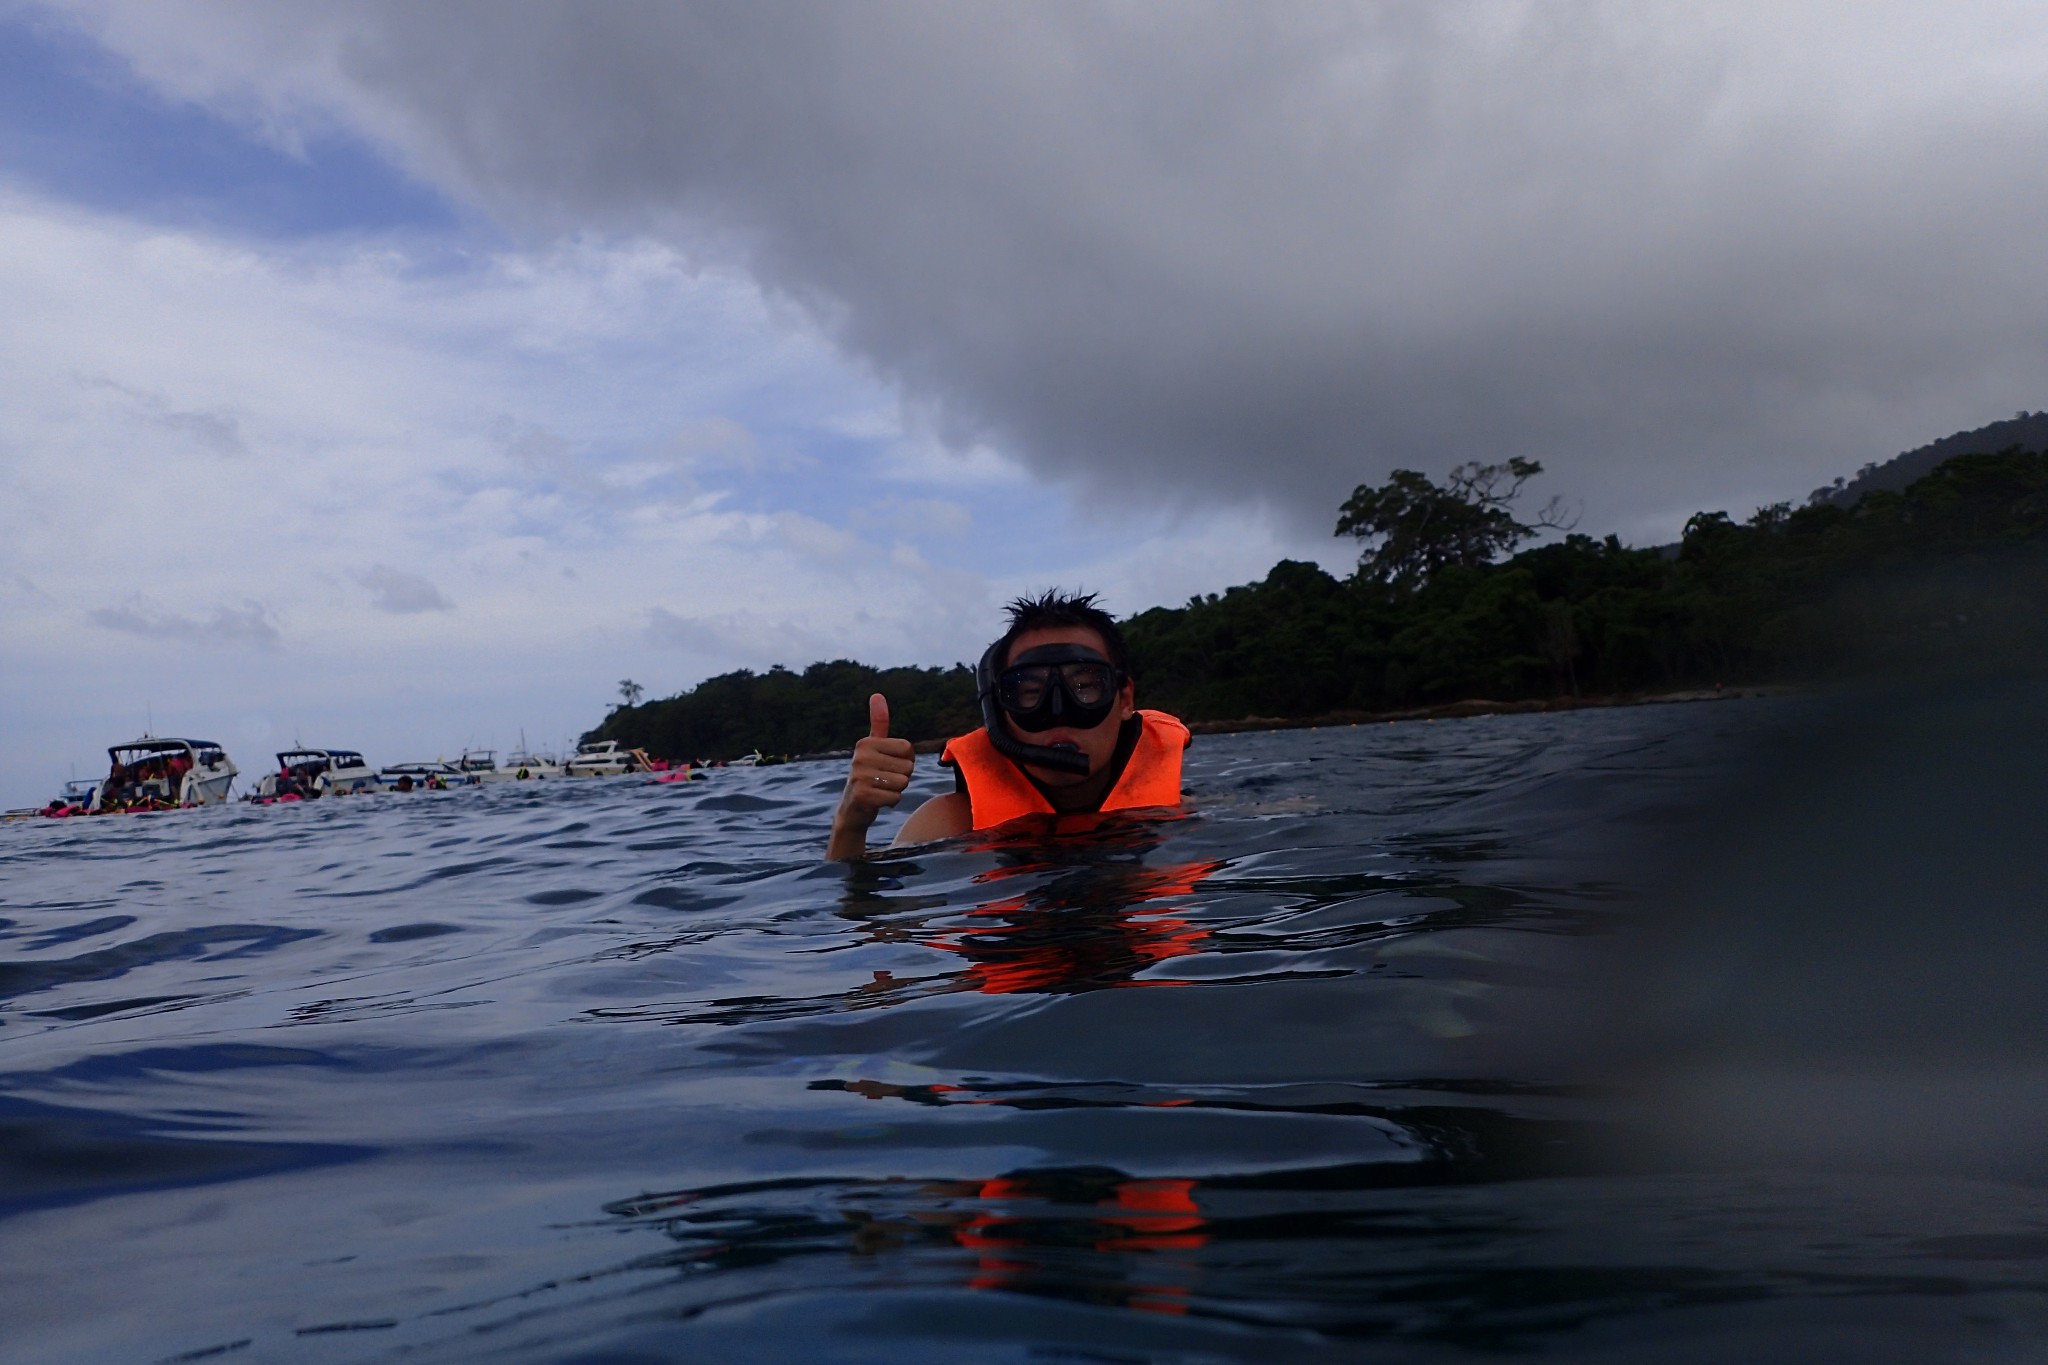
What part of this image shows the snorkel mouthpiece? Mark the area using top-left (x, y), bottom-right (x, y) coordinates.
top-left (975, 639), bottom-right (1097, 776)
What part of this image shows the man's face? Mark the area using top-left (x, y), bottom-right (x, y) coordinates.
top-left (1000, 625), bottom-right (1136, 785)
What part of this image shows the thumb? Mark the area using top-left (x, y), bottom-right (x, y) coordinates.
top-left (868, 692), bottom-right (891, 740)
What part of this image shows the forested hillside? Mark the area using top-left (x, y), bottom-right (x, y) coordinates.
top-left (1811, 411), bottom-right (2048, 506)
top-left (591, 660), bottom-right (982, 764)
top-left (591, 442), bottom-right (2048, 762)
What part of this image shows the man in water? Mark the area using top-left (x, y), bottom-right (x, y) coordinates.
top-left (826, 591), bottom-right (1189, 860)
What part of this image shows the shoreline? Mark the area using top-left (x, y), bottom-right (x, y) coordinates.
top-left (889, 685), bottom-right (1789, 756)
top-left (1179, 684), bottom-right (1789, 737)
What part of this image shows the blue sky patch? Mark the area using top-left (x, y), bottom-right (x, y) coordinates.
top-left (0, 13), bottom-right (460, 237)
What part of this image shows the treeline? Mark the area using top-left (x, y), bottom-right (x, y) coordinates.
top-left (1129, 445), bottom-right (2048, 720)
top-left (592, 659), bottom-right (984, 762)
top-left (592, 445), bottom-right (2048, 761)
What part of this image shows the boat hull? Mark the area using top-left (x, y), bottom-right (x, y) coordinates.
top-left (181, 768), bottom-right (238, 806)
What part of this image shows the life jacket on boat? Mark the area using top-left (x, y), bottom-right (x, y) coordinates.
top-left (939, 709), bottom-right (1190, 831)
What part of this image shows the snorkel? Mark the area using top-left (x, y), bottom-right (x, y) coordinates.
top-left (975, 638), bottom-right (1105, 776)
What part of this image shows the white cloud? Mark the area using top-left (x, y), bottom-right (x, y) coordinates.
top-left (4, 185), bottom-right (1274, 809)
top-left (873, 434), bottom-right (1031, 489)
top-left (663, 415), bottom-right (807, 476)
top-left (0, 189), bottom-right (1017, 804)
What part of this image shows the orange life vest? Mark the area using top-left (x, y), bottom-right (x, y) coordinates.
top-left (939, 709), bottom-right (1190, 830)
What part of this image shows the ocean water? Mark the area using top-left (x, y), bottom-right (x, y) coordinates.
top-left (6, 698), bottom-right (2048, 1364)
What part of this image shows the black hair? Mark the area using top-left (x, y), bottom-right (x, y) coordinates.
top-left (995, 589), bottom-right (1129, 672)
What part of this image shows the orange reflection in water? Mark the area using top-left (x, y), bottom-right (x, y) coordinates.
top-left (953, 1170), bottom-right (1211, 1314)
top-left (928, 858), bottom-right (1222, 995)
top-left (836, 813), bottom-right (1225, 998)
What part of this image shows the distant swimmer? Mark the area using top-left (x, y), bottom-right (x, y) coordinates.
top-left (827, 590), bottom-right (1190, 860)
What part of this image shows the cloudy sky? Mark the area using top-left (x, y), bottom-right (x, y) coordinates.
top-left (4, 1), bottom-right (2046, 807)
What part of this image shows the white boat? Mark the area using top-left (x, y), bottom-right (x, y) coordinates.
top-left (2, 779), bottom-right (98, 820)
top-left (502, 750), bottom-right (565, 780)
top-left (564, 740), bottom-right (643, 776)
top-left (256, 749), bottom-right (382, 799)
top-left (378, 760), bottom-right (477, 790)
top-left (455, 749), bottom-right (520, 784)
top-left (91, 738), bottom-right (238, 810)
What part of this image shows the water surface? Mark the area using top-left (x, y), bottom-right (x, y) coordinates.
top-left (5, 702), bottom-right (2047, 1363)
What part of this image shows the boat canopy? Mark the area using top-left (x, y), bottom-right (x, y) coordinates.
top-left (276, 749), bottom-right (365, 768)
top-left (109, 738), bottom-right (227, 765)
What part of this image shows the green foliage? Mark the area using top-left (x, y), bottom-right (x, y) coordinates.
top-left (1335, 457), bottom-right (1562, 592)
top-left (1123, 560), bottom-right (1376, 719)
top-left (592, 659), bottom-right (981, 761)
top-left (593, 447), bottom-right (2048, 758)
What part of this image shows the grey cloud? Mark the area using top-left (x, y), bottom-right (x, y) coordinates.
top-left (354, 564), bottom-right (454, 614)
top-left (499, 419), bottom-right (598, 494)
top-left (90, 596), bottom-right (282, 649)
top-left (156, 406), bottom-right (246, 458)
top-left (90, 377), bottom-right (249, 457)
top-left (669, 417), bottom-right (760, 471)
top-left (644, 608), bottom-right (728, 655)
top-left (646, 606), bottom-right (833, 665)
top-left (849, 496), bottom-right (971, 539)
top-left (65, 3), bottom-right (2048, 535)
top-left (497, 417), bottom-right (712, 507)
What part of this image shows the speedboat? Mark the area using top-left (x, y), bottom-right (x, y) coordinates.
top-left (502, 750), bottom-right (564, 780)
top-left (256, 749), bottom-right (382, 799)
top-left (455, 749), bottom-right (519, 783)
top-left (2, 779), bottom-right (98, 820)
top-left (91, 738), bottom-right (238, 811)
top-left (564, 740), bottom-right (643, 776)
top-left (378, 761), bottom-right (477, 791)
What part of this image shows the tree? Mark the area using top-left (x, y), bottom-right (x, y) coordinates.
top-left (618, 678), bottom-right (645, 708)
top-left (1335, 457), bottom-right (1570, 592)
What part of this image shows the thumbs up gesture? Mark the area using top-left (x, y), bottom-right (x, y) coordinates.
top-left (828, 693), bottom-right (917, 856)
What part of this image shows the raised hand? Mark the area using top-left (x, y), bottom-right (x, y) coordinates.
top-left (827, 693), bottom-right (917, 858)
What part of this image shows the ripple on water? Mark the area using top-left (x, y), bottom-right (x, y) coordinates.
top-left (6, 701), bottom-right (2048, 1363)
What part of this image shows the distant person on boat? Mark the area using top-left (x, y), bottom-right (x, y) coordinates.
top-left (826, 590), bottom-right (1189, 860)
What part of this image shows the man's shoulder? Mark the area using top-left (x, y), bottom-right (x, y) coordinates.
top-left (893, 791), bottom-right (972, 846)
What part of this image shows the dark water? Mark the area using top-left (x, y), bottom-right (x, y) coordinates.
top-left (7, 700), bottom-right (2048, 1363)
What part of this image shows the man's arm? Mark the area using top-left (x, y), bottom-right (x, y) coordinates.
top-left (826, 693), bottom-right (917, 860)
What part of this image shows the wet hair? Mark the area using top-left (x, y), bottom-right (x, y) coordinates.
top-left (996, 589), bottom-right (1130, 672)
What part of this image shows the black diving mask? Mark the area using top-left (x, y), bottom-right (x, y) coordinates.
top-left (974, 640), bottom-right (1127, 775)
top-left (996, 645), bottom-right (1124, 732)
